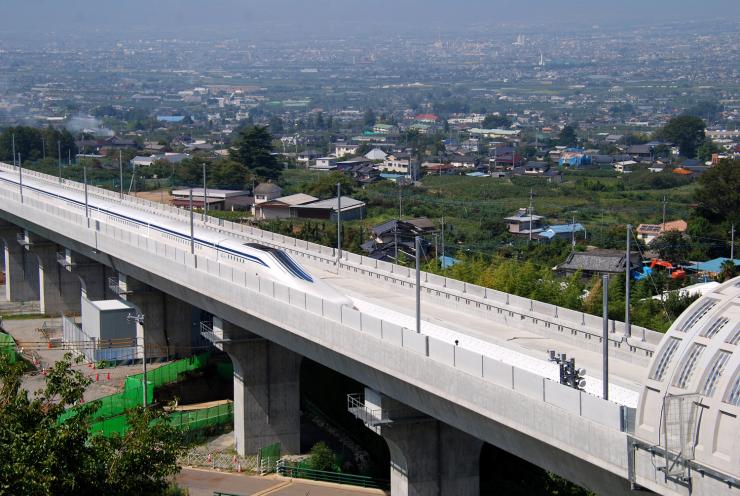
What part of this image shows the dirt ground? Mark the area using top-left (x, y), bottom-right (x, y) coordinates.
top-left (2, 316), bottom-right (169, 402)
top-left (131, 188), bottom-right (173, 204)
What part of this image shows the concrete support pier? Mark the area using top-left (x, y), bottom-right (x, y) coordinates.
top-left (31, 241), bottom-right (82, 315)
top-left (364, 392), bottom-right (483, 496)
top-left (214, 317), bottom-right (302, 456)
top-left (1, 229), bottom-right (40, 302)
top-left (59, 249), bottom-right (111, 301)
top-left (118, 273), bottom-right (194, 359)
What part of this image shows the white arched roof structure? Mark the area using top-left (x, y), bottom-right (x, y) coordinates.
top-left (635, 276), bottom-right (740, 478)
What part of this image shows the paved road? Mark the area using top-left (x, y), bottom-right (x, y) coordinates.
top-left (177, 467), bottom-right (387, 496)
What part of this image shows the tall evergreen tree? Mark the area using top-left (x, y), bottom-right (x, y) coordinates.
top-left (230, 125), bottom-right (282, 180)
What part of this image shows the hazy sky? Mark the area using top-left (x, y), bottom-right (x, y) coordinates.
top-left (2, 0), bottom-right (738, 37)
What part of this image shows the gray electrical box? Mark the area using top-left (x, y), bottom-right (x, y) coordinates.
top-left (81, 297), bottom-right (137, 342)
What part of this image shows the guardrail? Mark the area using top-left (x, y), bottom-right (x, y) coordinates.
top-left (0, 166), bottom-right (636, 433)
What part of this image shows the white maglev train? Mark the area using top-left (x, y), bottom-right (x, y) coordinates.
top-left (0, 167), bottom-right (353, 308)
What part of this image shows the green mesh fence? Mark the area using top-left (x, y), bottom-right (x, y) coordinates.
top-left (59, 353), bottom-right (211, 424)
top-left (0, 333), bottom-right (17, 364)
top-left (90, 401), bottom-right (233, 438)
top-left (127, 352), bottom-right (211, 389)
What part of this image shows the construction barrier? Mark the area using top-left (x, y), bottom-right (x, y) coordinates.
top-left (90, 401), bottom-right (233, 438)
top-left (59, 352), bottom-right (211, 424)
top-left (0, 332), bottom-right (17, 364)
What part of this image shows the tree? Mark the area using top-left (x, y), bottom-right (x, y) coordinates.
top-left (718, 260), bottom-right (737, 282)
top-left (0, 353), bottom-right (184, 496)
top-left (481, 114), bottom-right (512, 129)
top-left (652, 231), bottom-right (690, 263)
top-left (694, 159), bottom-right (740, 225)
top-left (696, 139), bottom-right (720, 162)
top-left (230, 125), bottom-right (282, 180)
top-left (363, 109), bottom-right (376, 127)
top-left (558, 125), bottom-right (578, 147)
top-left (305, 171), bottom-right (355, 199)
top-left (656, 115), bottom-right (706, 158)
top-left (306, 442), bottom-right (338, 472)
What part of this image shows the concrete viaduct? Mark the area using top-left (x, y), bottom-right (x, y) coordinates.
top-left (0, 162), bottom-right (737, 496)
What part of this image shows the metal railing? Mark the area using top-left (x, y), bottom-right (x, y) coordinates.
top-left (276, 460), bottom-right (389, 489)
top-left (107, 277), bottom-right (131, 298)
top-left (347, 393), bottom-right (393, 427)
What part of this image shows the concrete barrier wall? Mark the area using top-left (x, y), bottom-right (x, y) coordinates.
top-left (544, 380), bottom-right (581, 415)
top-left (381, 321), bottom-right (403, 346)
top-left (402, 328), bottom-right (428, 356)
top-left (455, 346), bottom-right (483, 376)
top-left (513, 368), bottom-right (545, 401)
top-left (428, 336), bottom-right (455, 365)
top-left (482, 357), bottom-right (514, 389)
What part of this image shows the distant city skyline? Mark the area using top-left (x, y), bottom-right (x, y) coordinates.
top-left (3, 0), bottom-right (739, 38)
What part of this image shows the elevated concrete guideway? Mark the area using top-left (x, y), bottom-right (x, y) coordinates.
top-left (0, 162), bottom-right (735, 496)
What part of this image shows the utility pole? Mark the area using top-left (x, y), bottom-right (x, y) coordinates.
top-left (11, 134), bottom-right (16, 167)
top-left (625, 224), bottom-right (632, 339)
top-left (398, 182), bottom-right (402, 219)
top-left (337, 182), bottom-right (342, 263)
top-left (83, 166), bottom-right (89, 219)
top-left (433, 233), bottom-right (439, 264)
top-left (42, 137), bottom-right (45, 160)
top-left (68, 148), bottom-right (71, 166)
top-left (441, 217), bottom-right (445, 268)
top-left (662, 195), bottom-right (667, 232)
top-left (18, 154), bottom-right (23, 202)
top-left (202, 162), bottom-right (208, 221)
top-left (731, 224), bottom-right (736, 260)
top-left (189, 189), bottom-right (195, 254)
top-left (119, 150), bottom-right (123, 199)
top-left (572, 214), bottom-right (576, 248)
top-left (57, 141), bottom-right (62, 183)
top-left (127, 314), bottom-right (147, 407)
top-left (602, 274), bottom-right (609, 401)
top-left (528, 188), bottom-right (534, 244)
top-left (415, 236), bottom-right (421, 334)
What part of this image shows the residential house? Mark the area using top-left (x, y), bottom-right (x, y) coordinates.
top-left (449, 155), bottom-right (478, 169)
top-left (361, 219), bottom-right (431, 262)
top-left (334, 143), bottom-right (360, 158)
top-left (291, 196), bottom-right (366, 221)
top-left (337, 157), bottom-right (373, 170)
top-left (252, 182), bottom-right (283, 215)
top-left (558, 148), bottom-right (592, 167)
top-left (297, 149), bottom-right (320, 165)
top-left (556, 249), bottom-right (641, 278)
top-left (636, 220), bottom-right (688, 245)
top-left (490, 146), bottom-right (522, 170)
top-left (311, 157), bottom-right (337, 171)
top-left (504, 208), bottom-right (545, 237)
top-left (170, 188), bottom-right (253, 211)
top-left (382, 153), bottom-right (412, 174)
top-left (254, 193), bottom-right (318, 220)
top-left (364, 148), bottom-right (388, 161)
top-left (614, 160), bottom-right (638, 173)
top-left (538, 223), bottom-right (585, 242)
top-left (627, 144), bottom-right (653, 161)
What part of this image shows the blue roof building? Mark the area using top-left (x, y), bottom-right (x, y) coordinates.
top-left (538, 223), bottom-right (585, 241)
top-left (558, 148), bottom-right (592, 167)
top-left (684, 257), bottom-right (740, 275)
